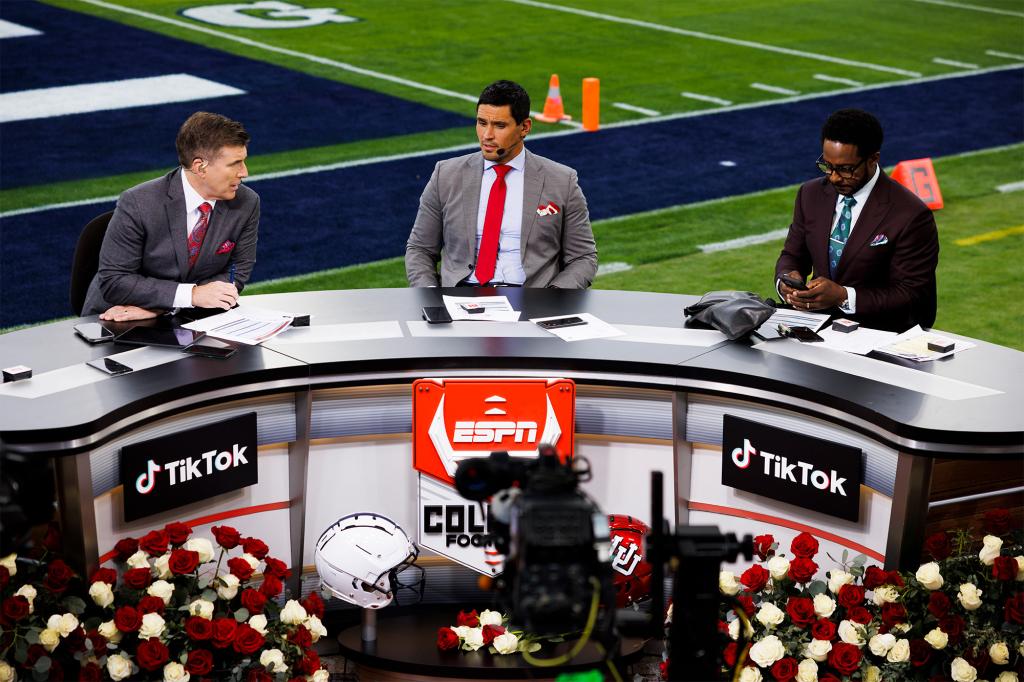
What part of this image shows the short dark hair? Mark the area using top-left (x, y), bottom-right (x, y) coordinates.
top-left (176, 112), bottom-right (250, 167)
top-left (821, 109), bottom-right (883, 159)
top-left (477, 80), bottom-right (531, 124)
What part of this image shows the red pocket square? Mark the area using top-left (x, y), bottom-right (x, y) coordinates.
top-left (216, 240), bottom-right (235, 255)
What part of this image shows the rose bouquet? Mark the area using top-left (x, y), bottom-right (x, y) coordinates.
top-left (1, 522), bottom-right (332, 681)
top-left (435, 608), bottom-right (542, 655)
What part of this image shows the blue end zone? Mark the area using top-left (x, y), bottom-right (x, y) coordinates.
top-left (1, 68), bottom-right (1021, 327)
top-left (0, 1), bottom-right (469, 188)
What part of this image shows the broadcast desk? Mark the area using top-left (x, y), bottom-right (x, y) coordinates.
top-left (1, 288), bottom-right (1021, 593)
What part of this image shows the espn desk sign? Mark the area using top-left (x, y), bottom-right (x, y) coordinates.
top-left (120, 413), bottom-right (258, 522)
top-left (722, 415), bottom-right (862, 522)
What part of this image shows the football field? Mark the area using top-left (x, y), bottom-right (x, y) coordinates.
top-left (1, 0), bottom-right (1022, 347)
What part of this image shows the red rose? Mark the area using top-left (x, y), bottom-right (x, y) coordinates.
top-left (847, 606), bottom-right (872, 624)
top-left (819, 675), bottom-right (841, 682)
top-left (233, 623), bottom-right (265, 655)
top-left (994, 555), bottom-right (1018, 581)
top-left (80, 662), bottom-right (102, 682)
top-left (247, 670), bottom-right (273, 682)
top-left (136, 637), bottom-right (170, 671)
top-left (786, 597), bottom-right (816, 627)
top-left (881, 602), bottom-right (907, 630)
top-left (211, 617), bottom-right (238, 648)
top-left (1005, 592), bottom-right (1024, 624)
top-left (963, 647), bottom-right (991, 677)
top-left (65, 627), bottom-right (87, 653)
top-left (186, 648), bottom-right (214, 675)
top-left (169, 548), bottom-right (200, 575)
top-left (740, 564), bottom-right (770, 592)
top-left (811, 619), bottom-right (836, 641)
top-left (229, 557), bottom-right (256, 581)
top-left (298, 650), bottom-right (321, 676)
top-left (752, 534), bottom-right (775, 561)
top-left (212, 525), bottom-right (242, 549)
top-left (242, 537), bottom-right (270, 560)
top-left (482, 624), bottom-right (505, 645)
top-left (24, 644), bottom-right (46, 667)
top-left (828, 642), bottom-right (862, 676)
top-left (1, 596), bottom-right (30, 623)
top-left (437, 626), bottom-right (459, 651)
top-left (983, 508), bottom-right (1012, 535)
top-left (923, 531), bottom-right (952, 560)
top-left (735, 595), bottom-right (755, 617)
top-left (457, 609), bottom-right (480, 627)
top-left (290, 625), bottom-right (312, 650)
top-left (139, 530), bottom-right (169, 556)
top-left (910, 639), bottom-right (932, 667)
top-left (138, 596), bottom-right (166, 614)
top-left (301, 591), bottom-right (325, 619)
top-left (90, 567), bottom-right (117, 585)
top-left (185, 616), bottom-right (213, 640)
top-left (259, 574), bottom-right (283, 597)
top-left (885, 570), bottom-right (905, 587)
top-left (123, 567), bottom-right (153, 589)
top-left (790, 532), bottom-right (819, 558)
top-left (771, 657), bottom-right (799, 682)
top-left (46, 660), bottom-right (64, 681)
top-left (863, 566), bottom-right (887, 589)
top-left (87, 630), bottom-right (108, 657)
top-left (788, 557), bottom-right (818, 583)
top-left (263, 556), bottom-right (291, 579)
top-left (723, 642), bottom-right (738, 667)
top-left (241, 588), bottom-right (267, 614)
top-left (837, 584), bottom-right (865, 610)
top-left (44, 558), bottom-right (74, 593)
top-left (113, 537), bottom-right (139, 561)
top-left (928, 591), bottom-right (951, 618)
top-left (164, 521), bottom-right (192, 546)
top-left (114, 605), bottom-right (142, 632)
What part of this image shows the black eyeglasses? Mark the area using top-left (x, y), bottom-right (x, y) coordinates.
top-left (816, 155), bottom-right (866, 179)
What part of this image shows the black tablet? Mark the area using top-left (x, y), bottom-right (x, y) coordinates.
top-left (114, 326), bottom-right (205, 349)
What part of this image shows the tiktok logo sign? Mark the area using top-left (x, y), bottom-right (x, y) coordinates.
top-left (722, 415), bottom-right (863, 522)
top-left (121, 413), bottom-right (258, 522)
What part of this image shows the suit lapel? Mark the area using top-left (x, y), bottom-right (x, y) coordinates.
top-left (836, 172), bottom-right (891, 280)
top-left (520, 149), bottom-right (544, 258)
top-left (814, 179), bottom-right (837, 276)
top-left (194, 201), bottom-right (229, 271)
top-left (462, 153), bottom-right (482, 254)
top-left (165, 169), bottom-right (190, 278)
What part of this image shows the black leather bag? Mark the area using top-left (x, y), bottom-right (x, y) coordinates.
top-left (684, 291), bottom-right (776, 340)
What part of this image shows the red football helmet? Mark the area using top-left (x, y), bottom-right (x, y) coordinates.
top-left (608, 514), bottom-right (653, 608)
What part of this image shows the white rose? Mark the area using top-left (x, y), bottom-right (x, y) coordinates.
top-left (249, 614), bottom-right (269, 635)
top-left (148, 579), bottom-right (174, 604)
top-left (868, 633), bottom-right (896, 656)
top-left (89, 581), bottom-right (114, 608)
top-left (452, 625), bottom-right (472, 639)
top-left (280, 599), bottom-right (308, 625)
top-left (184, 538), bottom-right (214, 563)
top-left (924, 627), bottom-right (948, 649)
top-left (951, 656), bottom-right (979, 682)
top-left (995, 673), bottom-right (1019, 682)
top-left (216, 573), bottom-right (240, 600)
top-left (740, 668), bottom-right (763, 682)
top-left (162, 661), bottom-right (189, 682)
top-left (140, 612), bottom-right (166, 639)
top-left (887, 639), bottom-right (911, 663)
top-left (865, 666), bottom-right (881, 682)
top-left (98, 619), bottom-right (122, 643)
top-left (260, 649), bottom-right (286, 673)
top-left (47, 612), bottom-right (78, 637)
top-left (0, 660), bottom-right (14, 682)
top-left (493, 631), bottom-right (520, 654)
top-left (188, 598), bottom-right (214, 620)
top-left (479, 609), bottom-right (503, 626)
top-left (767, 556), bottom-right (790, 580)
top-left (107, 653), bottom-right (133, 681)
top-left (756, 602), bottom-right (785, 628)
top-left (720, 571), bottom-right (741, 596)
top-left (916, 562), bottom-right (944, 590)
top-left (0, 554), bottom-right (16, 577)
top-left (796, 659), bottom-right (818, 682)
top-left (749, 635), bottom-right (786, 667)
top-left (728, 617), bottom-right (753, 641)
top-left (979, 535), bottom-right (1003, 566)
top-left (126, 550), bottom-right (151, 569)
top-left (803, 639), bottom-right (832, 662)
top-left (827, 569), bottom-right (854, 594)
top-left (462, 627), bottom-right (484, 651)
top-left (154, 553), bottom-right (172, 579)
top-left (872, 585), bottom-right (900, 605)
top-left (958, 583), bottom-right (984, 611)
top-left (14, 585), bottom-right (36, 611)
top-left (39, 628), bottom-right (60, 652)
top-left (305, 615), bottom-right (327, 643)
top-left (311, 671), bottom-right (330, 682)
top-left (1016, 556), bottom-right (1024, 581)
top-left (241, 553), bottom-right (260, 570)
top-left (813, 594), bottom-right (836, 618)
top-left (989, 642), bottom-right (1009, 665)
top-left (838, 619), bottom-right (865, 646)
top-left (890, 622), bottom-right (912, 634)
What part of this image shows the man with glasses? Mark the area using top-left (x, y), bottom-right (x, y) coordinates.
top-left (775, 109), bottom-right (939, 332)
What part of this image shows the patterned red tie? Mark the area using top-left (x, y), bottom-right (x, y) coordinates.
top-left (474, 164), bottom-right (512, 285)
top-left (187, 202), bottom-right (212, 271)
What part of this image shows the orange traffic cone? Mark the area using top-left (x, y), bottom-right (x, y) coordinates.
top-left (535, 74), bottom-right (572, 123)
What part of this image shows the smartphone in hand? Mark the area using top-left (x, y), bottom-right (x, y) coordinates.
top-left (779, 274), bottom-right (808, 291)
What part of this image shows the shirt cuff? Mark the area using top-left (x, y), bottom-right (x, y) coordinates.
top-left (775, 277), bottom-right (784, 299)
top-left (839, 287), bottom-right (856, 314)
top-left (173, 283), bottom-right (195, 309)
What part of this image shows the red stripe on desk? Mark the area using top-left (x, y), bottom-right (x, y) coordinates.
top-left (98, 501), bottom-right (291, 564)
top-left (687, 501), bottom-right (885, 563)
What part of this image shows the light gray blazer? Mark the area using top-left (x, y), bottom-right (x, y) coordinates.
top-left (405, 149), bottom-right (597, 288)
top-left (82, 168), bottom-right (260, 316)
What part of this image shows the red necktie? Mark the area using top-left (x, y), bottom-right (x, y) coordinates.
top-left (475, 164), bottom-right (512, 285)
top-left (187, 202), bottom-right (212, 270)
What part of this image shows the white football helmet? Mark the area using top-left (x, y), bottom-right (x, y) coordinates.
top-left (314, 513), bottom-right (419, 609)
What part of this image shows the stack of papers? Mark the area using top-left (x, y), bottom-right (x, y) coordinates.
top-left (182, 305), bottom-right (293, 345)
top-left (530, 313), bottom-right (624, 342)
top-left (875, 326), bottom-right (974, 362)
top-left (442, 295), bottom-right (520, 322)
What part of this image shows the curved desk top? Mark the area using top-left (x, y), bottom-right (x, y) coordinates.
top-left (1, 288), bottom-right (1021, 456)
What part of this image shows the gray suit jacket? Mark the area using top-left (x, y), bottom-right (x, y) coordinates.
top-left (82, 168), bottom-right (260, 316)
top-left (405, 149), bottom-right (597, 288)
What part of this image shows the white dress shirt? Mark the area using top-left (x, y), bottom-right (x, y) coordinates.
top-left (832, 163), bottom-right (881, 314)
top-left (465, 147), bottom-right (527, 285)
top-left (173, 171), bottom-right (218, 308)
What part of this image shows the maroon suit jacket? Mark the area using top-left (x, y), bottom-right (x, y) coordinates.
top-left (775, 172), bottom-right (939, 332)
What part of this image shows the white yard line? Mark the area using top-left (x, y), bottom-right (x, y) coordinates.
top-left (612, 102), bottom-right (661, 117)
top-left (996, 180), bottom-right (1024, 193)
top-left (813, 74), bottom-right (863, 87)
top-left (909, 0), bottom-right (1024, 18)
top-left (681, 91), bottom-right (733, 106)
top-left (698, 229), bottom-right (790, 253)
top-left (750, 82), bottom-right (800, 95)
top-left (502, 0), bottom-right (922, 77)
top-left (986, 49), bottom-right (1024, 61)
top-left (933, 57), bottom-right (979, 69)
top-left (0, 18), bottom-right (42, 38)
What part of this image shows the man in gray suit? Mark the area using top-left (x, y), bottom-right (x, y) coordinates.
top-left (406, 80), bottom-right (597, 288)
top-left (83, 112), bottom-right (259, 320)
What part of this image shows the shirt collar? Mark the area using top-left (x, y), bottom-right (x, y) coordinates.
top-left (180, 168), bottom-right (217, 214)
top-left (483, 146), bottom-right (527, 173)
top-left (840, 163), bottom-right (880, 206)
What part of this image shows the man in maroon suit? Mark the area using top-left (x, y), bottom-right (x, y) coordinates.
top-left (776, 109), bottom-right (939, 332)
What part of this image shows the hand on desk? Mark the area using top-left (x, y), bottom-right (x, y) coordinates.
top-left (786, 276), bottom-right (847, 312)
top-left (99, 305), bottom-right (159, 322)
top-left (192, 281), bottom-right (239, 310)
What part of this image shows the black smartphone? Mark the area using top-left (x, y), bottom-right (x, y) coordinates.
top-left (422, 306), bottom-right (453, 324)
top-left (86, 357), bottom-right (133, 375)
top-left (785, 325), bottom-right (824, 342)
top-left (73, 322), bottom-right (115, 344)
top-left (780, 274), bottom-right (808, 291)
top-left (537, 316), bottom-right (587, 330)
top-left (183, 341), bottom-right (237, 359)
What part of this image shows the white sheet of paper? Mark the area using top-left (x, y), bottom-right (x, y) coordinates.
top-left (442, 295), bottom-right (520, 322)
top-left (875, 326), bottom-right (976, 362)
top-left (530, 312), bottom-right (625, 342)
top-left (182, 305), bottom-right (293, 345)
top-left (818, 326), bottom-right (898, 355)
top-left (271, 321), bottom-right (403, 344)
top-left (610, 325), bottom-right (727, 347)
top-left (764, 309), bottom-right (832, 332)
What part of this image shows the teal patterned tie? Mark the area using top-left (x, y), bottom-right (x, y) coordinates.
top-left (829, 196), bottom-right (857, 278)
